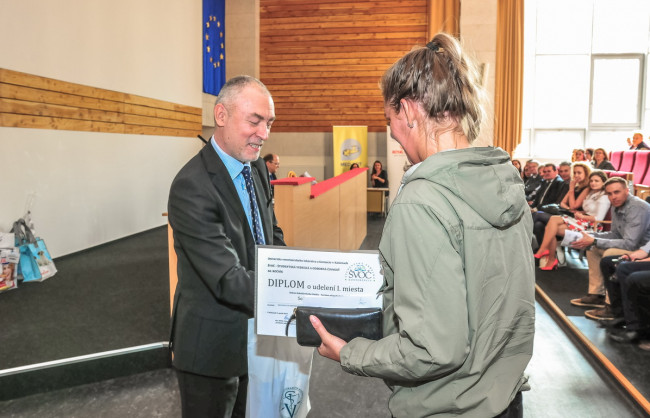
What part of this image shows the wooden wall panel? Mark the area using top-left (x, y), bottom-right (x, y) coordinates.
top-left (260, 0), bottom-right (427, 132)
top-left (0, 68), bottom-right (202, 137)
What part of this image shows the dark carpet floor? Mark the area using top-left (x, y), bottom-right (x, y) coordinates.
top-left (535, 253), bottom-right (650, 405)
top-left (0, 226), bottom-right (170, 370)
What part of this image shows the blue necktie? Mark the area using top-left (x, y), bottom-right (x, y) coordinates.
top-left (241, 166), bottom-right (265, 245)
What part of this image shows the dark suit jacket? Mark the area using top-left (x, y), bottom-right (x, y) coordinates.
top-left (168, 144), bottom-right (285, 378)
top-left (533, 176), bottom-right (569, 209)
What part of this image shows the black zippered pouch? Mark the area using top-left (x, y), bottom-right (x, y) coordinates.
top-left (285, 307), bottom-right (382, 347)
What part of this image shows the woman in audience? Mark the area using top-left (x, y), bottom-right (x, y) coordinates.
top-left (535, 170), bottom-right (610, 270)
top-left (370, 160), bottom-right (388, 188)
top-left (559, 162), bottom-right (591, 212)
top-left (512, 159), bottom-right (523, 178)
top-left (349, 162), bottom-right (360, 170)
top-left (593, 147), bottom-right (615, 170)
top-left (585, 148), bottom-right (594, 164)
top-left (571, 148), bottom-right (587, 162)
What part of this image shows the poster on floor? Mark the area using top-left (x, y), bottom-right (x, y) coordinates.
top-left (255, 245), bottom-right (383, 337)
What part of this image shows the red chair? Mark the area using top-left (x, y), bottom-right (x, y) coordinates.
top-left (632, 151), bottom-right (650, 186)
top-left (606, 171), bottom-right (633, 182)
top-left (609, 150), bottom-right (623, 170)
top-left (618, 151), bottom-right (636, 172)
top-left (640, 165), bottom-right (650, 186)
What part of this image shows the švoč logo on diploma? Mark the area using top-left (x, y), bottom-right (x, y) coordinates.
top-left (345, 263), bottom-right (375, 281)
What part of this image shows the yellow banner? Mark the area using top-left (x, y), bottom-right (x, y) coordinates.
top-left (332, 125), bottom-right (367, 176)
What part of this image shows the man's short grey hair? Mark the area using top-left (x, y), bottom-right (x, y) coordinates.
top-left (604, 176), bottom-right (627, 188)
top-left (214, 75), bottom-right (271, 108)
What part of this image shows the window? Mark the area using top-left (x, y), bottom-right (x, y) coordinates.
top-left (520, 0), bottom-right (650, 159)
top-left (590, 55), bottom-right (643, 127)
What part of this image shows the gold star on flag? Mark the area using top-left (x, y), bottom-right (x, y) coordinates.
top-left (207, 46), bottom-right (210, 53)
top-left (206, 21), bottom-right (210, 28)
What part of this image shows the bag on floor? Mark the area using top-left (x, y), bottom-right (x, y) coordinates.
top-left (0, 248), bottom-right (19, 292)
top-left (12, 219), bottom-right (57, 282)
top-left (246, 318), bottom-right (313, 418)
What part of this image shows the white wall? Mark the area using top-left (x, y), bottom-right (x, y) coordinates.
top-left (0, 0), bottom-right (203, 256)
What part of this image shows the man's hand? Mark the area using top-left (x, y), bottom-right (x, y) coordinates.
top-left (627, 249), bottom-right (649, 261)
top-left (571, 232), bottom-right (594, 249)
top-left (310, 315), bottom-right (347, 362)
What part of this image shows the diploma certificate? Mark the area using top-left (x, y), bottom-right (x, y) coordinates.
top-left (255, 246), bottom-right (383, 337)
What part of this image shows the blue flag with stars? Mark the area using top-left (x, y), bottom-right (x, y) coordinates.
top-left (203, 0), bottom-right (225, 96)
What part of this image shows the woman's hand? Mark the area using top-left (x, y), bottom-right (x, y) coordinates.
top-left (310, 315), bottom-right (347, 362)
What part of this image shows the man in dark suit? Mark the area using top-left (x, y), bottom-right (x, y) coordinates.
top-left (263, 153), bottom-right (280, 181)
top-left (263, 153), bottom-right (280, 198)
top-left (168, 76), bottom-right (285, 417)
top-left (531, 163), bottom-right (569, 247)
top-left (531, 163), bottom-right (568, 209)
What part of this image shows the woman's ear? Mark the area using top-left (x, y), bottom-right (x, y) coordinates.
top-left (400, 98), bottom-right (417, 128)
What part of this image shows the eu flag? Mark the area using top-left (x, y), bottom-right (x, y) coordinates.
top-left (203, 0), bottom-right (225, 96)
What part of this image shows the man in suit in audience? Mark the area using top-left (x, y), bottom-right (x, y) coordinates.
top-left (529, 164), bottom-right (570, 247)
top-left (168, 76), bottom-right (285, 417)
top-left (557, 161), bottom-right (572, 182)
top-left (571, 177), bottom-right (650, 310)
top-left (524, 159), bottom-right (542, 202)
top-left (530, 163), bottom-right (568, 209)
top-left (628, 132), bottom-right (650, 150)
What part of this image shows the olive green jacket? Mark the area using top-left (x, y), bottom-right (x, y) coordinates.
top-left (341, 147), bottom-right (535, 417)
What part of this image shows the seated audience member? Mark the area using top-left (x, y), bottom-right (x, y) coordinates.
top-left (534, 171), bottom-right (610, 270)
top-left (592, 147), bottom-right (615, 170)
top-left (512, 159), bottom-right (523, 178)
top-left (532, 163), bottom-right (588, 247)
top-left (585, 148), bottom-right (594, 164)
top-left (572, 149), bottom-right (587, 162)
top-left (560, 162), bottom-right (591, 212)
top-left (524, 160), bottom-right (543, 202)
top-left (557, 161), bottom-right (572, 182)
top-left (628, 132), bottom-right (650, 150)
top-left (570, 177), bottom-right (650, 308)
top-left (530, 163), bottom-right (568, 209)
top-left (588, 251), bottom-right (650, 349)
top-left (370, 160), bottom-right (388, 188)
top-left (349, 162), bottom-right (360, 170)
top-left (530, 164), bottom-right (569, 248)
